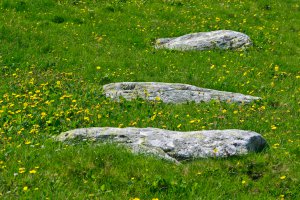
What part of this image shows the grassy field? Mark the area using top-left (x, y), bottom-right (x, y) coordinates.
top-left (0, 0), bottom-right (299, 199)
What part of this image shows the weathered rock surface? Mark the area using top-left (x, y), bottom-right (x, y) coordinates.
top-left (155, 30), bottom-right (252, 51)
top-left (103, 82), bottom-right (261, 104)
top-left (56, 127), bottom-right (267, 162)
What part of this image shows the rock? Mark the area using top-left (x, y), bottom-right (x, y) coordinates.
top-left (155, 30), bottom-right (252, 51)
top-left (103, 82), bottom-right (261, 104)
top-left (55, 127), bottom-right (267, 162)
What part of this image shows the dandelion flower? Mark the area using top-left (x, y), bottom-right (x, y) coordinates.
top-left (189, 120), bottom-right (196, 124)
top-left (271, 125), bottom-right (277, 130)
top-left (280, 176), bottom-right (286, 180)
top-left (19, 168), bottom-right (26, 173)
top-left (155, 96), bottom-right (161, 101)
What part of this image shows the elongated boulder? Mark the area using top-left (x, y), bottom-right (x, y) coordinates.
top-left (56, 127), bottom-right (267, 162)
top-left (155, 30), bottom-right (252, 51)
top-left (103, 82), bottom-right (260, 104)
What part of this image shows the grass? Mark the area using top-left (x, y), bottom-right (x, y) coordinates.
top-left (0, 0), bottom-right (299, 199)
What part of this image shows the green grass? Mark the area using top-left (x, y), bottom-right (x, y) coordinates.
top-left (0, 0), bottom-right (299, 199)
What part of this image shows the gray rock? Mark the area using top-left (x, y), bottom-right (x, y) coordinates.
top-left (155, 30), bottom-right (252, 51)
top-left (103, 82), bottom-right (261, 104)
top-left (55, 127), bottom-right (267, 162)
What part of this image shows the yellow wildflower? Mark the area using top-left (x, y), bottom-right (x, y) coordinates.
top-left (155, 96), bottom-right (161, 101)
top-left (280, 176), bottom-right (286, 180)
top-left (41, 112), bottom-right (47, 119)
top-left (271, 82), bottom-right (275, 87)
top-left (150, 114), bottom-right (156, 121)
top-left (19, 167), bottom-right (26, 173)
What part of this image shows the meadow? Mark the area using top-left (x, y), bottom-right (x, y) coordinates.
top-left (0, 0), bottom-right (299, 199)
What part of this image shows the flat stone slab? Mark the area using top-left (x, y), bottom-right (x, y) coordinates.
top-left (103, 82), bottom-right (261, 104)
top-left (56, 127), bottom-right (267, 163)
top-left (155, 30), bottom-right (252, 51)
